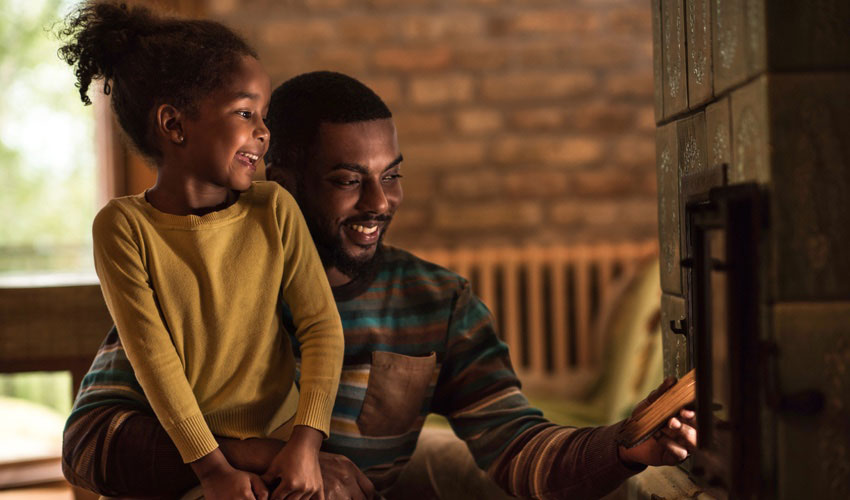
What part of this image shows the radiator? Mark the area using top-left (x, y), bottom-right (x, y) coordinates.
top-left (413, 241), bottom-right (659, 379)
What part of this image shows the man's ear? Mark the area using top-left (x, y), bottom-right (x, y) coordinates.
top-left (265, 163), bottom-right (298, 194)
top-left (155, 104), bottom-right (185, 146)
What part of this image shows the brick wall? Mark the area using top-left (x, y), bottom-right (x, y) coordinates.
top-left (204, 0), bottom-right (657, 249)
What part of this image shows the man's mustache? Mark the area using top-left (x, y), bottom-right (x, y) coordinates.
top-left (341, 214), bottom-right (393, 225)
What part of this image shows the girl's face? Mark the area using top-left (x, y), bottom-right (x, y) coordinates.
top-left (180, 55), bottom-right (271, 192)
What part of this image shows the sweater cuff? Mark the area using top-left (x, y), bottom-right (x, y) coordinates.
top-left (165, 412), bottom-right (219, 463)
top-left (587, 421), bottom-right (648, 480)
top-left (293, 389), bottom-right (335, 438)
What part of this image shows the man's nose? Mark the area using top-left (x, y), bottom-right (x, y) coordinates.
top-left (357, 179), bottom-right (389, 214)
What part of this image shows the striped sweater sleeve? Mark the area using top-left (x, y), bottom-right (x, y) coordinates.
top-left (432, 282), bottom-right (642, 499)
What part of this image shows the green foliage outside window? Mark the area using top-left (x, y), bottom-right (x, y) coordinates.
top-left (0, 0), bottom-right (96, 274)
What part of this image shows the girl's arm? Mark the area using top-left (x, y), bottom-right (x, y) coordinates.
top-left (92, 204), bottom-right (218, 463)
top-left (275, 190), bottom-right (345, 437)
top-left (264, 190), bottom-right (344, 498)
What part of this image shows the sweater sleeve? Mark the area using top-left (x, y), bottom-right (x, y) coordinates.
top-left (276, 191), bottom-right (344, 437)
top-left (92, 204), bottom-right (218, 463)
top-left (432, 281), bottom-right (642, 499)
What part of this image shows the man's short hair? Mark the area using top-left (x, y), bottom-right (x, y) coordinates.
top-left (265, 71), bottom-right (392, 173)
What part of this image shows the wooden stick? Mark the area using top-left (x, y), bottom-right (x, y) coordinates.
top-left (617, 369), bottom-right (696, 448)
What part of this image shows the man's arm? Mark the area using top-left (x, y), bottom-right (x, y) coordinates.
top-left (432, 281), bottom-right (692, 499)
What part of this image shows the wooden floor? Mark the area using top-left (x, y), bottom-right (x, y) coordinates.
top-left (0, 483), bottom-right (75, 500)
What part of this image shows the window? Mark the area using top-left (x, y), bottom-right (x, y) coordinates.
top-left (0, 0), bottom-right (95, 475)
top-left (0, 0), bottom-right (96, 277)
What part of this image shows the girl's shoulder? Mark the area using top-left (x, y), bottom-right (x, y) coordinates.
top-left (249, 180), bottom-right (299, 211)
top-left (93, 193), bottom-right (147, 226)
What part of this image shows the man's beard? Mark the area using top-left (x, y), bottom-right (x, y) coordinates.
top-left (304, 209), bottom-right (391, 281)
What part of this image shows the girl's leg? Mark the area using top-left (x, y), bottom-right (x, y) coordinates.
top-left (63, 404), bottom-right (197, 497)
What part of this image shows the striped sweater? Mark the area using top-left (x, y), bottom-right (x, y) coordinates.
top-left (67, 246), bottom-right (640, 499)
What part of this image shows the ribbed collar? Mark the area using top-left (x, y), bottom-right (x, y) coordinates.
top-left (131, 185), bottom-right (255, 229)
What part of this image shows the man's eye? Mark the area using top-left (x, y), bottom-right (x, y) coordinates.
top-left (383, 173), bottom-right (403, 182)
top-left (333, 178), bottom-right (359, 186)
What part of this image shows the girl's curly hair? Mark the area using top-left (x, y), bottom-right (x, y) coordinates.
top-left (58, 2), bottom-right (257, 161)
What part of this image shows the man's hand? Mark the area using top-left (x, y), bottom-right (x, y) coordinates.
top-left (319, 451), bottom-right (375, 500)
top-left (190, 448), bottom-right (269, 500)
top-left (618, 377), bottom-right (698, 467)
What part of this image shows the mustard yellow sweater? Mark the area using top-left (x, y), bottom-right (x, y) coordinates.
top-left (92, 181), bottom-right (344, 463)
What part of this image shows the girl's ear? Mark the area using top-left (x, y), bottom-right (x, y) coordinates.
top-left (155, 104), bottom-right (185, 146)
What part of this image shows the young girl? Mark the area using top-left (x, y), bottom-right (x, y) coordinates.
top-left (58, 3), bottom-right (343, 498)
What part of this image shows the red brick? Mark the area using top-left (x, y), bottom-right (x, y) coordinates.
top-left (339, 13), bottom-right (486, 44)
top-left (604, 70), bottom-right (654, 99)
top-left (561, 39), bottom-right (645, 69)
top-left (337, 15), bottom-right (398, 43)
top-left (510, 41), bottom-right (566, 68)
top-left (511, 108), bottom-right (565, 130)
top-left (550, 198), bottom-right (657, 227)
top-left (454, 109), bottom-right (503, 135)
top-left (403, 139), bottom-right (486, 168)
top-left (207, 0), bottom-right (238, 15)
top-left (492, 135), bottom-right (604, 167)
top-left (565, 101), bottom-right (637, 133)
top-left (393, 111), bottom-right (447, 138)
top-left (399, 13), bottom-right (486, 41)
top-left (604, 5), bottom-right (651, 36)
top-left (367, 0), bottom-right (435, 7)
top-left (260, 19), bottom-right (337, 45)
top-left (453, 44), bottom-right (509, 71)
top-left (385, 206), bottom-right (429, 231)
top-left (613, 135), bottom-right (655, 169)
top-left (434, 202), bottom-right (543, 230)
top-left (410, 75), bottom-right (474, 106)
top-left (442, 171), bottom-right (503, 198)
top-left (492, 9), bottom-right (602, 36)
top-left (568, 168), bottom-right (649, 197)
top-left (310, 47), bottom-right (368, 75)
top-left (395, 170), bottom-right (435, 203)
top-left (503, 170), bottom-right (569, 197)
top-left (304, 0), bottom-right (356, 10)
top-left (635, 106), bottom-right (657, 132)
top-left (373, 46), bottom-right (452, 72)
top-left (482, 72), bottom-right (596, 101)
top-left (259, 50), bottom-right (308, 84)
top-left (360, 76), bottom-right (403, 105)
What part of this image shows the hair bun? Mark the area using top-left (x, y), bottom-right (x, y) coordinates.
top-left (58, 2), bottom-right (156, 104)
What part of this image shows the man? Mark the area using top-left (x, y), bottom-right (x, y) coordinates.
top-left (63, 71), bottom-right (696, 499)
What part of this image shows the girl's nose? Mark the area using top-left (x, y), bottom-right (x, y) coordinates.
top-left (256, 119), bottom-right (270, 143)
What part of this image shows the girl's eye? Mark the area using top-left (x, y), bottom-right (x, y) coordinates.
top-left (237, 110), bottom-right (252, 119)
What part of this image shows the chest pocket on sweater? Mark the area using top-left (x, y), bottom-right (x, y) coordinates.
top-left (357, 351), bottom-right (437, 437)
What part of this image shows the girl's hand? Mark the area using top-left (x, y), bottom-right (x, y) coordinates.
top-left (191, 448), bottom-right (268, 500)
top-left (262, 425), bottom-right (325, 500)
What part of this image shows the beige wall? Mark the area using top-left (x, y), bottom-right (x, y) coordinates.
top-left (201, 0), bottom-right (657, 249)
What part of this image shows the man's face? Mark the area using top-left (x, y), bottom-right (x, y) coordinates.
top-left (292, 118), bottom-right (403, 283)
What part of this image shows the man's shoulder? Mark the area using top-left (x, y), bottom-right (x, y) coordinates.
top-left (380, 246), bottom-right (468, 289)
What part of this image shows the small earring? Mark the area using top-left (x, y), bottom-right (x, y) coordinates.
top-left (177, 136), bottom-right (184, 144)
